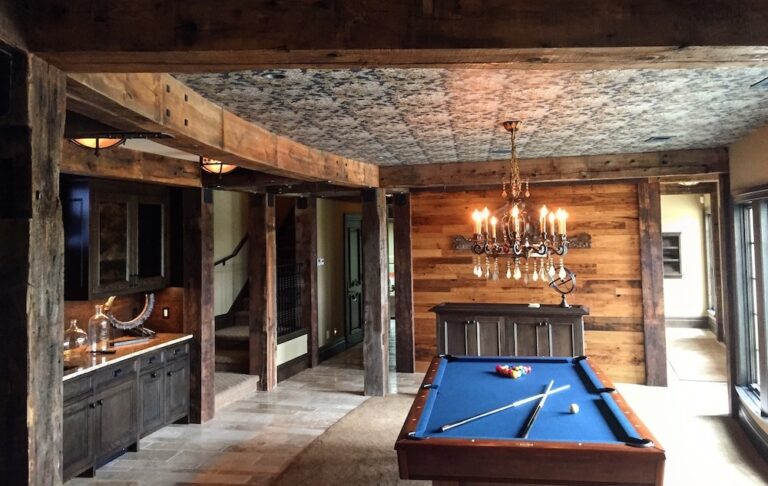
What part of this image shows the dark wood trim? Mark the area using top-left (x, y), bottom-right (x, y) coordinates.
top-left (277, 353), bottom-right (309, 383)
top-left (182, 188), bottom-right (215, 423)
top-left (638, 180), bottom-right (668, 387)
top-left (709, 183), bottom-right (726, 342)
top-left (295, 196), bottom-right (319, 367)
top-left (319, 338), bottom-right (348, 362)
top-left (361, 188), bottom-right (390, 396)
top-left (660, 181), bottom-right (717, 195)
top-left (393, 193), bottom-right (415, 373)
top-left (733, 183), bottom-right (768, 203)
top-left (248, 193), bottom-right (277, 390)
top-left (720, 174), bottom-right (742, 417)
top-left (0, 47), bottom-right (66, 485)
top-left (664, 317), bottom-right (709, 328)
top-left (752, 201), bottom-right (768, 415)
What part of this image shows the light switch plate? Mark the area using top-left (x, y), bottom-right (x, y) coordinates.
top-left (317, 257), bottom-right (325, 266)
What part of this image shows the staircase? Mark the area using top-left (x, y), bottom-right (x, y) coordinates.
top-left (215, 298), bottom-right (250, 373)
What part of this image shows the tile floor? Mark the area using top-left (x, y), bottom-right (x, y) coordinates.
top-left (67, 327), bottom-right (768, 485)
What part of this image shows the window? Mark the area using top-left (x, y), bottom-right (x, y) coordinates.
top-left (662, 233), bottom-right (682, 278)
top-left (736, 197), bottom-right (768, 409)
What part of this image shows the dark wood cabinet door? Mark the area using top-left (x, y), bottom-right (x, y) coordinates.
top-left (164, 359), bottom-right (189, 423)
top-left (96, 378), bottom-right (138, 459)
top-left (63, 396), bottom-right (94, 479)
top-left (139, 369), bottom-right (165, 436)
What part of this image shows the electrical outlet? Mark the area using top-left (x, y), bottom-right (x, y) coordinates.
top-left (162, 307), bottom-right (170, 319)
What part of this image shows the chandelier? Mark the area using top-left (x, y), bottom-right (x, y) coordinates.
top-left (470, 121), bottom-right (569, 282)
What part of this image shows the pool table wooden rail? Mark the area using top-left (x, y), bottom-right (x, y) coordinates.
top-left (395, 356), bottom-right (665, 486)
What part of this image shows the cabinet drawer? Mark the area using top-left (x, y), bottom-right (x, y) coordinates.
top-left (94, 360), bottom-right (137, 388)
top-left (164, 343), bottom-right (189, 362)
top-left (139, 350), bottom-right (163, 370)
top-left (64, 375), bottom-right (93, 402)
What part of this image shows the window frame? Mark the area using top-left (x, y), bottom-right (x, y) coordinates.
top-left (661, 232), bottom-right (683, 278)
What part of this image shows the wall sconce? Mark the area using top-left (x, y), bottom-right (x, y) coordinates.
top-left (70, 137), bottom-right (126, 155)
top-left (200, 156), bottom-right (237, 175)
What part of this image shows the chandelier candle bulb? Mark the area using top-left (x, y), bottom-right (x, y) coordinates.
top-left (491, 216), bottom-right (498, 239)
top-left (473, 210), bottom-right (482, 234)
top-left (548, 212), bottom-right (556, 236)
top-left (539, 206), bottom-right (548, 234)
top-left (482, 207), bottom-right (490, 234)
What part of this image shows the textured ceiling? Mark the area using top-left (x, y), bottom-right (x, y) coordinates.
top-left (176, 68), bottom-right (768, 166)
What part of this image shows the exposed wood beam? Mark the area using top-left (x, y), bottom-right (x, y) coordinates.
top-left (202, 170), bottom-right (301, 192)
top-left (65, 72), bottom-right (379, 188)
top-left (24, 1), bottom-right (768, 72)
top-left (62, 143), bottom-right (201, 187)
top-left (393, 193), bottom-right (415, 374)
top-left (0, 47), bottom-right (65, 485)
top-left (249, 194), bottom-right (277, 391)
top-left (380, 149), bottom-right (729, 188)
top-left (182, 188), bottom-right (215, 423)
top-left (660, 181), bottom-right (718, 195)
top-left (362, 188), bottom-right (390, 396)
top-left (637, 180), bottom-right (667, 387)
top-left (296, 197), bottom-right (319, 368)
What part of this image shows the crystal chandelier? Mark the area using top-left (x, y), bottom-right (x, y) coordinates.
top-left (470, 121), bottom-right (569, 282)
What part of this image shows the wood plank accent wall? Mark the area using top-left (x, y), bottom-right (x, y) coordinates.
top-left (411, 183), bottom-right (647, 384)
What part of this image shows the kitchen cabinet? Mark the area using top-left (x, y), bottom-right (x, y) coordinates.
top-left (431, 303), bottom-right (588, 357)
top-left (62, 176), bottom-right (170, 300)
top-left (63, 339), bottom-right (190, 480)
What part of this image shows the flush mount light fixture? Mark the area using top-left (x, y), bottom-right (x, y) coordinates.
top-left (200, 156), bottom-right (237, 175)
top-left (68, 131), bottom-right (171, 155)
top-left (70, 136), bottom-right (126, 153)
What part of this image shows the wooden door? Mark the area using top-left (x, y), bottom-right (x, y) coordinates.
top-left (344, 214), bottom-right (364, 347)
top-left (139, 369), bottom-right (165, 436)
top-left (95, 378), bottom-right (138, 460)
top-left (63, 395), bottom-right (94, 479)
top-left (164, 358), bottom-right (190, 423)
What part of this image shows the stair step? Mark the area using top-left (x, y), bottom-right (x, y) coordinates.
top-left (215, 325), bottom-right (249, 342)
top-left (215, 372), bottom-right (260, 411)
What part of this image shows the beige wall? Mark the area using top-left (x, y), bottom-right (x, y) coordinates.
top-left (730, 125), bottom-right (768, 193)
top-left (213, 190), bottom-right (249, 316)
top-left (661, 194), bottom-right (708, 318)
top-left (317, 198), bottom-right (361, 347)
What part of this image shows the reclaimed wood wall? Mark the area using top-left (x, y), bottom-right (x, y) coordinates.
top-left (411, 183), bottom-right (646, 383)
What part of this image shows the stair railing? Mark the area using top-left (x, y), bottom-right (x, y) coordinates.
top-left (215, 233), bottom-right (248, 267)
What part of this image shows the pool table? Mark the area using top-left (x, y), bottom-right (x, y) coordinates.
top-left (395, 355), bottom-right (665, 485)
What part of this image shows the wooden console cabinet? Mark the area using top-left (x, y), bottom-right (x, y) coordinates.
top-left (431, 303), bottom-right (588, 357)
top-left (63, 338), bottom-right (190, 480)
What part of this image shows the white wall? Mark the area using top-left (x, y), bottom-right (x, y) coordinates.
top-left (661, 194), bottom-right (708, 318)
top-left (730, 125), bottom-right (768, 193)
top-left (213, 190), bottom-right (249, 316)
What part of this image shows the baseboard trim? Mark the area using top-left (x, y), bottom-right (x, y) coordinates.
top-left (277, 354), bottom-right (309, 382)
top-left (319, 338), bottom-right (347, 362)
top-left (665, 317), bottom-right (708, 328)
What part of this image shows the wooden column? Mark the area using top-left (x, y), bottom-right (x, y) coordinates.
top-left (0, 48), bottom-right (65, 484)
top-left (718, 174), bottom-right (739, 416)
top-left (362, 188), bottom-right (390, 396)
top-left (249, 193), bottom-right (277, 390)
top-left (638, 180), bottom-right (668, 387)
top-left (182, 188), bottom-right (215, 423)
top-left (393, 193), bottom-right (415, 373)
top-left (296, 197), bottom-right (319, 367)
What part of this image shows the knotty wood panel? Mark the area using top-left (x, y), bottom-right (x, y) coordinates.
top-left (411, 183), bottom-right (646, 383)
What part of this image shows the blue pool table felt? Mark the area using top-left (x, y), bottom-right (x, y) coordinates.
top-left (412, 356), bottom-right (645, 445)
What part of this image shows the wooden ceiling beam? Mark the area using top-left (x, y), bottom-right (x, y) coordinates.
top-left (379, 149), bottom-right (729, 189)
top-left (61, 142), bottom-right (202, 187)
top-left (23, 1), bottom-right (768, 72)
top-left (65, 72), bottom-right (380, 188)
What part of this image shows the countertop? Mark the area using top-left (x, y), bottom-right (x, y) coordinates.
top-left (63, 333), bottom-right (193, 382)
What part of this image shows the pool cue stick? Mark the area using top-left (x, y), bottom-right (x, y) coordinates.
top-left (439, 384), bottom-right (570, 432)
top-left (519, 380), bottom-right (555, 439)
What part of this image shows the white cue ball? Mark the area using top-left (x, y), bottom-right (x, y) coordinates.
top-left (569, 403), bottom-right (580, 414)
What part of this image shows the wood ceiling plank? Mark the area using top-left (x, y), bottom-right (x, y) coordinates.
top-left (379, 149), bottom-right (729, 188)
top-left (24, 1), bottom-right (768, 72)
top-left (65, 72), bottom-right (379, 187)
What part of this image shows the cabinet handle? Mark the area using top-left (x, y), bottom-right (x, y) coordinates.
top-left (97, 399), bottom-right (103, 406)
top-left (151, 372), bottom-right (158, 378)
top-left (167, 371), bottom-right (173, 377)
top-left (114, 368), bottom-right (122, 377)
top-left (148, 357), bottom-right (155, 364)
top-left (174, 348), bottom-right (181, 355)
top-left (89, 402), bottom-right (97, 409)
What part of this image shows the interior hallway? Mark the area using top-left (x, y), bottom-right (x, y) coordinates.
top-left (67, 326), bottom-right (768, 486)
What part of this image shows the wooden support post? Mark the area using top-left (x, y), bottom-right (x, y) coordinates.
top-left (717, 174), bottom-right (739, 416)
top-left (362, 188), bottom-right (390, 396)
top-left (393, 193), bottom-right (415, 373)
top-left (0, 48), bottom-right (65, 484)
top-left (182, 188), bottom-right (215, 423)
top-left (249, 194), bottom-right (277, 390)
top-left (638, 180), bottom-right (668, 387)
top-left (296, 197), bottom-right (319, 367)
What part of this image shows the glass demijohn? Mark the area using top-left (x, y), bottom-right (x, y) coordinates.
top-left (63, 319), bottom-right (88, 359)
top-left (88, 304), bottom-right (111, 352)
